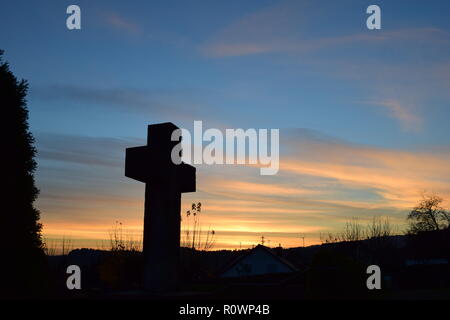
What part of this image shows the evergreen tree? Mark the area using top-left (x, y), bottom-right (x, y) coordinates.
top-left (0, 50), bottom-right (47, 297)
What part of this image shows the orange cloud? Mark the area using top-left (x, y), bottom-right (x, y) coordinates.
top-left (210, 179), bottom-right (320, 196)
top-left (38, 127), bottom-right (450, 251)
top-left (281, 144), bottom-right (450, 209)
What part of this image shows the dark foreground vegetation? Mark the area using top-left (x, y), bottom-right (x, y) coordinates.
top-left (42, 227), bottom-right (450, 300)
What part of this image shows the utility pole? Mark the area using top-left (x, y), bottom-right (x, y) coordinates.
top-left (300, 234), bottom-right (305, 247)
top-left (261, 235), bottom-right (265, 246)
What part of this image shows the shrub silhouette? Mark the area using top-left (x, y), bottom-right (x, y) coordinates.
top-left (0, 50), bottom-right (47, 297)
top-left (305, 249), bottom-right (367, 299)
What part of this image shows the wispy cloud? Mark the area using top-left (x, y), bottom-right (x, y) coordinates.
top-left (281, 129), bottom-right (450, 209)
top-left (366, 99), bottom-right (423, 132)
top-left (103, 12), bottom-right (141, 35)
top-left (32, 85), bottom-right (206, 120)
top-left (203, 26), bottom-right (450, 58)
top-left (36, 132), bottom-right (140, 167)
top-left (200, 0), bottom-right (450, 58)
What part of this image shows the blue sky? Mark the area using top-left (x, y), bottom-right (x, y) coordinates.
top-left (2, 0), bottom-right (450, 249)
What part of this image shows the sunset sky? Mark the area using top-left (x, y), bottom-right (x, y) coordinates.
top-left (2, 0), bottom-right (450, 250)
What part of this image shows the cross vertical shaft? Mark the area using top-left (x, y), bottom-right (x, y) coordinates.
top-left (125, 122), bottom-right (196, 293)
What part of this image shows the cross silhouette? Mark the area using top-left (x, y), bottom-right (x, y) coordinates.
top-left (125, 122), bottom-right (196, 292)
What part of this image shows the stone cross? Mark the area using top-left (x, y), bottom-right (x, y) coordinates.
top-left (125, 122), bottom-right (196, 293)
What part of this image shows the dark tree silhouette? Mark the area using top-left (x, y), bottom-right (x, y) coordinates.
top-left (407, 193), bottom-right (450, 234)
top-left (0, 50), bottom-right (47, 297)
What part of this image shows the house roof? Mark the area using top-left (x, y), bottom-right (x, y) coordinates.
top-left (219, 245), bottom-right (298, 275)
